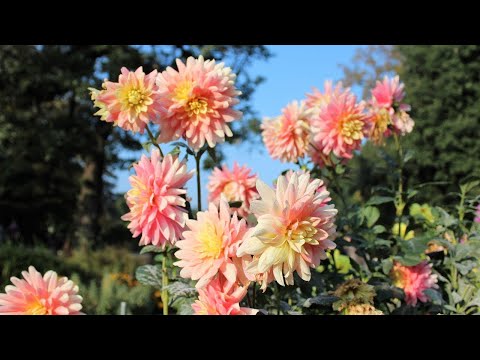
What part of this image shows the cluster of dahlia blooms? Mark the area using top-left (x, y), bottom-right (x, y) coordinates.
top-left (89, 56), bottom-right (242, 151)
top-left (261, 76), bottom-right (414, 166)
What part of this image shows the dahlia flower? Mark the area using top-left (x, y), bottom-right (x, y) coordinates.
top-left (0, 266), bottom-right (83, 315)
top-left (261, 101), bottom-right (312, 163)
top-left (121, 150), bottom-right (194, 248)
top-left (310, 91), bottom-right (369, 160)
top-left (333, 279), bottom-right (376, 312)
top-left (93, 67), bottom-right (163, 133)
top-left (237, 171), bottom-right (337, 289)
top-left (155, 55), bottom-right (242, 151)
top-left (207, 162), bottom-right (259, 218)
top-left (192, 276), bottom-right (257, 315)
top-left (305, 80), bottom-right (348, 110)
top-left (391, 261), bottom-right (438, 306)
top-left (174, 197), bottom-right (250, 289)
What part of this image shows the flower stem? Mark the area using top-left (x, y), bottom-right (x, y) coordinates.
top-left (195, 152), bottom-right (203, 212)
top-left (146, 124), bottom-right (164, 157)
top-left (252, 282), bottom-right (257, 309)
top-left (393, 134), bottom-right (405, 237)
top-left (161, 251), bottom-right (169, 315)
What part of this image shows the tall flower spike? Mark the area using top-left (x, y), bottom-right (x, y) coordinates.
top-left (156, 56), bottom-right (242, 151)
top-left (237, 171), bottom-right (337, 290)
top-left (0, 266), bottom-right (83, 315)
top-left (121, 150), bottom-right (194, 248)
top-left (93, 67), bottom-right (163, 133)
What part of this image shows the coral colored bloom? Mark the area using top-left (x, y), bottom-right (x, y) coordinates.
top-left (369, 76), bottom-right (414, 140)
top-left (155, 56), bottom-right (242, 151)
top-left (174, 197), bottom-right (250, 289)
top-left (121, 150), bottom-right (194, 248)
top-left (475, 204), bottom-right (480, 223)
top-left (261, 101), bottom-right (312, 163)
top-left (345, 304), bottom-right (383, 315)
top-left (391, 261), bottom-right (438, 306)
top-left (192, 276), bottom-right (257, 315)
top-left (310, 92), bottom-right (369, 160)
top-left (93, 67), bottom-right (163, 133)
top-left (0, 266), bottom-right (83, 315)
top-left (207, 162), bottom-right (259, 218)
top-left (305, 80), bottom-right (349, 110)
top-left (237, 172), bottom-right (337, 289)
top-left (89, 85), bottom-right (109, 121)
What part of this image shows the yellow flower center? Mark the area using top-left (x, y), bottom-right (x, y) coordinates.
top-left (127, 89), bottom-right (145, 105)
top-left (174, 81), bottom-right (193, 102)
top-left (371, 109), bottom-right (390, 145)
top-left (198, 222), bottom-right (223, 259)
top-left (26, 299), bottom-right (48, 315)
top-left (391, 268), bottom-right (406, 288)
top-left (222, 182), bottom-right (238, 202)
top-left (341, 118), bottom-right (364, 143)
top-left (287, 220), bottom-right (318, 245)
top-left (186, 98), bottom-right (209, 116)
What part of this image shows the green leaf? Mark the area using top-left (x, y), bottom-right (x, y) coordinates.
top-left (333, 249), bottom-right (352, 274)
top-left (372, 225), bottom-right (386, 234)
top-left (140, 245), bottom-right (164, 254)
top-left (141, 141), bottom-right (152, 152)
top-left (382, 258), bottom-right (393, 275)
top-left (303, 295), bottom-right (339, 308)
top-left (394, 254), bottom-right (423, 266)
top-left (335, 164), bottom-right (345, 175)
top-left (424, 289), bottom-right (443, 304)
top-left (169, 146), bottom-right (181, 157)
top-left (135, 265), bottom-right (163, 287)
top-left (363, 206), bottom-right (380, 228)
top-left (165, 281), bottom-right (197, 301)
top-left (403, 149), bottom-right (414, 163)
top-left (207, 147), bottom-right (217, 163)
top-left (366, 196), bottom-right (394, 206)
top-left (452, 291), bottom-right (462, 304)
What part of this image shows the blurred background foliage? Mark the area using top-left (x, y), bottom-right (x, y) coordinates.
top-left (1, 45), bottom-right (479, 314)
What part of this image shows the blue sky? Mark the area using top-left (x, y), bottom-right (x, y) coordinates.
top-left (114, 45), bottom-right (364, 208)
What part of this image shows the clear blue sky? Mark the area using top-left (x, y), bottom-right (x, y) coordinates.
top-left (114, 45), bottom-right (364, 209)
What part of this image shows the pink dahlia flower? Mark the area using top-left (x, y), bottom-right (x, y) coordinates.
top-left (0, 266), bottom-right (83, 315)
top-left (369, 75), bottom-right (414, 139)
top-left (121, 150), bottom-right (194, 248)
top-left (391, 261), bottom-right (438, 306)
top-left (261, 101), bottom-right (312, 163)
top-left (155, 56), bottom-right (242, 151)
top-left (174, 196), bottom-right (250, 289)
top-left (305, 80), bottom-right (349, 110)
top-left (207, 162), bottom-right (259, 218)
top-left (310, 92), bottom-right (369, 160)
top-left (94, 67), bottom-right (163, 133)
top-left (192, 276), bottom-right (257, 315)
top-left (237, 171), bottom-right (337, 289)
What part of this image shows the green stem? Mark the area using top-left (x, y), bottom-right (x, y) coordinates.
top-left (252, 282), bottom-right (257, 309)
top-left (393, 134), bottom-right (405, 237)
top-left (195, 152), bottom-right (203, 212)
top-left (146, 124), bottom-right (164, 157)
top-left (274, 282), bottom-right (282, 315)
top-left (162, 251), bottom-right (169, 315)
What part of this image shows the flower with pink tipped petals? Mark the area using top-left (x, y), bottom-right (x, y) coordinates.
top-left (305, 80), bottom-right (349, 110)
top-left (174, 197), bottom-right (250, 289)
top-left (0, 266), bottom-right (83, 315)
top-left (92, 67), bottom-right (163, 134)
top-left (237, 171), bottom-right (337, 290)
top-left (121, 150), bottom-right (194, 248)
top-left (192, 276), bottom-right (257, 315)
top-left (155, 56), bottom-right (242, 151)
top-left (369, 76), bottom-right (414, 140)
top-left (391, 261), bottom-right (438, 306)
top-left (475, 204), bottom-right (480, 223)
top-left (207, 162), bottom-right (259, 218)
top-left (310, 92), bottom-right (369, 160)
top-left (262, 101), bottom-right (312, 163)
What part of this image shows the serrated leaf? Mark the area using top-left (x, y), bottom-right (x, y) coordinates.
top-left (165, 281), bottom-right (197, 301)
top-left (135, 265), bottom-right (162, 287)
top-left (303, 295), bottom-right (339, 308)
top-left (366, 196), bottom-right (394, 206)
top-left (140, 245), bottom-right (164, 254)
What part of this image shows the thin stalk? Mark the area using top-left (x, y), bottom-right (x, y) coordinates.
top-left (195, 152), bottom-right (203, 212)
top-left (393, 134), bottom-right (405, 237)
top-left (146, 124), bottom-right (164, 157)
top-left (161, 252), bottom-right (169, 315)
